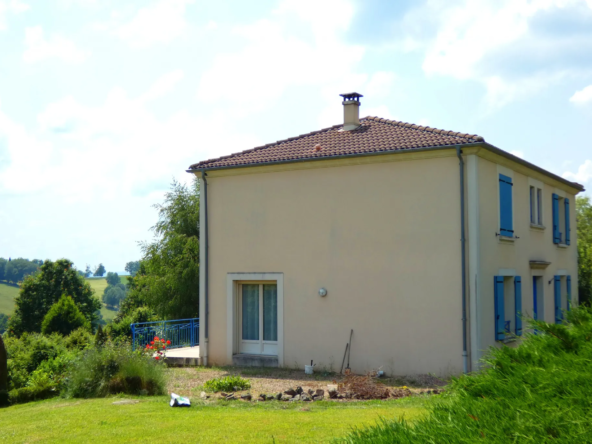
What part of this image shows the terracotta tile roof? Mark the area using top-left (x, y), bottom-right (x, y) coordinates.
top-left (188, 116), bottom-right (485, 170)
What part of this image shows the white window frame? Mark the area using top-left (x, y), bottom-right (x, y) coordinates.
top-left (528, 178), bottom-right (544, 228)
top-left (226, 273), bottom-right (284, 366)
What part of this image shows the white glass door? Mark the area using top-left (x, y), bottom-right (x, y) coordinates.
top-left (239, 283), bottom-right (277, 355)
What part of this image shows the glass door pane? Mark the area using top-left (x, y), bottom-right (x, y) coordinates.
top-left (263, 284), bottom-right (277, 341)
top-left (242, 284), bottom-right (259, 340)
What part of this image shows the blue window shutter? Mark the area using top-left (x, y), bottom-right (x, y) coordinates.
top-left (565, 198), bottom-right (570, 245)
top-left (499, 174), bottom-right (513, 237)
top-left (494, 276), bottom-right (505, 341)
top-left (552, 194), bottom-right (560, 243)
top-left (554, 276), bottom-right (561, 324)
top-left (514, 276), bottom-right (522, 336)
top-left (567, 275), bottom-right (572, 311)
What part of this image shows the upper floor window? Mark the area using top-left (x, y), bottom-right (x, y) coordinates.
top-left (499, 174), bottom-right (514, 237)
top-left (552, 194), bottom-right (570, 245)
top-left (529, 186), bottom-right (543, 226)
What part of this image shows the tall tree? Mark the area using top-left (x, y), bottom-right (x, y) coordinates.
top-left (577, 196), bottom-right (592, 305)
top-left (0, 258), bottom-right (6, 281)
top-left (41, 295), bottom-right (90, 336)
top-left (8, 259), bottom-right (101, 336)
top-left (124, 261), bottom-right (141, 276)
top-left (105, 272), bottom-right (121, 286)
top-left (128, 178), bottom-right (200, 319)
top-left (93, 263), bottom-right (106, 277)
top-left (84, 265), bottom-right (92, 278)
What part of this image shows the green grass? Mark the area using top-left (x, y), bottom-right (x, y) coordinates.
top-left (0, 396), bottom-right (426, 443)
top-left (0, 282), bottom-right (20, 315)
top-left (339, 306), bottom-right (592, 443)
top-left (85, 277), bottom-right (129, 323)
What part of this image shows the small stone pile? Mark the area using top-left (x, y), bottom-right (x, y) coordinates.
top-left (210, 386), bottom-right (325, 402)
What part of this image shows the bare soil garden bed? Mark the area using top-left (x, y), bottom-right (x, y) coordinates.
top-left (167, 366), bottom-right (446, 402)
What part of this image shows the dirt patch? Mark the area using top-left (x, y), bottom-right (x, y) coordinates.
top-left (166, 367), bottom-right (447, 401)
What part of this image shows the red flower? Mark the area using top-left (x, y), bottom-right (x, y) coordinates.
top-left (154, 336), bottom-right (160, 341)
top-left (145, 344), bottom-right (150, 349)
top-left (155, 356), bottom-right (160, 360)
top-left (166, 340), bottom-right (171, 345)
top-left (150, 341), bottom-right (154, 345)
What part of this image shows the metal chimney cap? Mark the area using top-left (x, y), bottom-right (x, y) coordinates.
top-left (339, 92), bottom-right (363, 102)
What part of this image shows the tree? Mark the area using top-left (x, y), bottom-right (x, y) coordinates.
top-left (0, 258), bottom-right (6, 281)
top-left (3, 258), bottom-right (39, 284)
top-left (128, 178), bottom-right (200, 319)
top-left (93, 263), bottom-right (106, 277)
top-left (105, 272), bottom-right (121, 286)
top-left (41, 295), bottom-right (90, 336)
top-left (84, 265), bottom-right (92, 278)
top-left (8, 259), bottom-right (101, 336)
top-left (102, 286), bottom-right (126, 308)
top-left (577, 196), bottom-right (592, 305)
top-left (0, 314), bottom-right (8, 334)
top-left (125, 261), bottom-right (141, 276)
top-left (0, 332), bottom-right (7, 406)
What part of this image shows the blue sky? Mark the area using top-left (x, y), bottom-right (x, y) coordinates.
top-left (1, 0), bottom-right (591, 273)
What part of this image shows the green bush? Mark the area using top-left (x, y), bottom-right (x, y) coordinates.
top-left (64, 342), bottom-right (166, 398)
top-left (339, 306), bottom-right (592, 443)
top-left (64, 327), bottom-right (94, 351)
top-left (41, 295), bottom-right (90, 336)
top-left (106, 306), bottom-right (157, 340)
top-left (203, 375), bottom-right (251, 392)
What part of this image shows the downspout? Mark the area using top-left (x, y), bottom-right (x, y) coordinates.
top-left (456, 146), bottom-right (469, 374)
top-left (201, 171), bottom-right (209, 344)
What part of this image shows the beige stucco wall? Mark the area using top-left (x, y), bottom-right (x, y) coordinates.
top-left (472, 154), bottom-right (579, 362)
top-left (202, 152), bottom-right (465, 376)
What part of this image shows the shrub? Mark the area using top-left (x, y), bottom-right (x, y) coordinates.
top-left (41, 295), bottom-right (90, 336)
top-left (339, 306), bottom-right (592, 443)
top-left (0, 313), bottom-right (8, 334)
top-left (64, 327), bottom-right (94, 351)
top-left (64, 341), bottom-right (166, 398)
top-left (107, 306), bottom-right (157, 340)
top-left (0, 333), bottom-right (7, 406)
top-left (203, 375), bottom-right (251, 392)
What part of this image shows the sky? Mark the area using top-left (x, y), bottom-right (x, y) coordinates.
top-left (1, 0), bottom-right (592, 273)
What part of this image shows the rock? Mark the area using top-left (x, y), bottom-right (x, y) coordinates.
top-left (301, 394), bottom-right (311, 402)
top-left (281, 394), bottom-right (292, 401)
top-left (327, 384), bottom-right (338, 391)
top-left (220, 392), bottom-right (228, 397)
top-left (315, 389), bottom-right (324, 397)
top-left (290, 395), bottom-right (301, 401)
top-left (296, 386), bottom-right (303, 395)
top-left (307, 389), bottom-right (314, 396)
top-left (336, 393), bottom-right (345, 399)
top-left (225, 394), bottom-right (236, 400)
top-left (275, 393), bottom-right (282, 401)
top-left (344, 392), bottom-right (353, 399)
top-left (200, 391), bottom-right (210, 399)
top-left (240, 394), bottom-right (252, 401)
top-left (312, 395), bottom-right (324, 401)
top-left (258, 394), bottom-right (267, 401)
top-left (284, 388), bottom-right (297, 397)
top-left (328, 389), bottom-right (338, 399)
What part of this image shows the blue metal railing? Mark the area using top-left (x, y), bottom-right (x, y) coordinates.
top-left (131, 318), bottom-right (199, 351)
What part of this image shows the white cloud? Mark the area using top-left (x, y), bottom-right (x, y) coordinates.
top-left (139, 69), bottom-right (185, 103)
top-left (405, 0), bottom-right (592, 110)
top-left (564, 159), bottom-right (592, 185)
top-left (0, 0), bottom-right (29, 30)
top-left (22, 26), bottom-right (89, 63)
top-left (197, 0), bottom-right (371, 130)
top-left (112, 0), bottom-right (193, 48)
top-left (569, 85), bottom-right (592, 105)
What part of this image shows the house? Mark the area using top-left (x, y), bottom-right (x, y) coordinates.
top-left (187, 93), bottom-right (584, 376)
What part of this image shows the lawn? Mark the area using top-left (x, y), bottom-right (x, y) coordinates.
top-left (86, 276), bottom-right (128, 323)
top-left (0, 396), bottom-right (427, 443)
top-left (0, 282), bottom-right (19, 315)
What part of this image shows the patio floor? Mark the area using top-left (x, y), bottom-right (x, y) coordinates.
top-left (165, 346), bottom-right (200, 359)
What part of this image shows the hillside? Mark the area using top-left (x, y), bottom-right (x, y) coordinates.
top-left (0, 282), bottom-right (19, 315)
top-left (0, 276), bottom-right (129, 323)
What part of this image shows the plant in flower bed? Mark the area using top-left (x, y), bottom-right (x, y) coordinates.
top-left (339, 305), bottom-right (592, 443)
top-left (143, 336), bottom-right (171, 361)
top-left (64, 341), bottom-right (166, 398)
top-left (204, 375), bottom-right (251, 392)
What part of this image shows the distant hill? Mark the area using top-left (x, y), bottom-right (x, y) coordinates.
top-left (0, 282), bottom-right (19, 315)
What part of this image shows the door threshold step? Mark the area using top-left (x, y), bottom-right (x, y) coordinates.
top-left (232, 354), bottom-right (278, 368)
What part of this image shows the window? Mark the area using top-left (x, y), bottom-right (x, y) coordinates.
top-left (554, 275), bottom-right (573, 324)
top-left (239, 283), bottom-right (278, 355)
top-left (532, 276), bottom-right (544, 321)
top-left (494, 275), bottom-right (522, 340)
top-left (552, 194), bottom-right (571, 245)
top-left (499, 174), bottom-right (514, 237)
top-left (530, 186), bottom-right (543, 225)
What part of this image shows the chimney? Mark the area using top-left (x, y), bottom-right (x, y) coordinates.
top-left (339, 92), bottom-right (363, 130)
